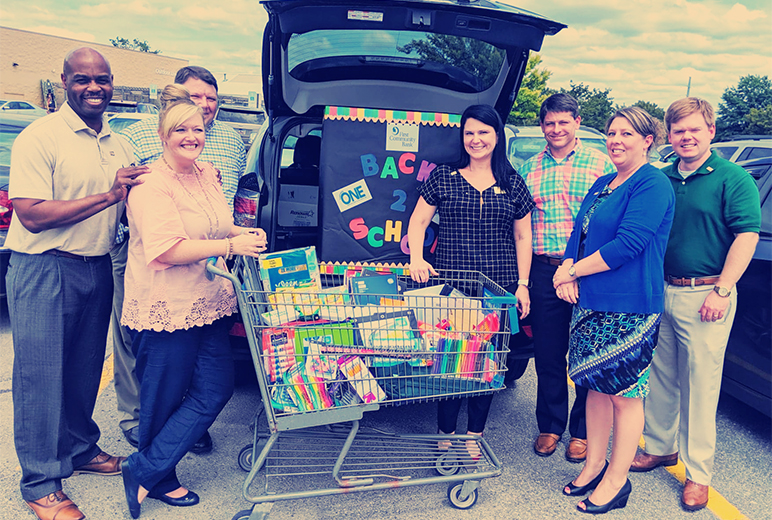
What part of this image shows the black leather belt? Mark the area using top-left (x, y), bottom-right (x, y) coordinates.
top-left (534, 254), bottom-right (562, 266)
top-left (42, 249), bottom-right (109, 262)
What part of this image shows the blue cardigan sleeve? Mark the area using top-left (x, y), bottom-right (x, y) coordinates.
top-left (597, 165), bottom-right (675, 270)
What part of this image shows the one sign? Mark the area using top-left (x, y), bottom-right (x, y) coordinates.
top-left (248, 91), bottom-right (258, 108)
top-left (149, 84), bottom-right (157, 99)
top-left (319, 106), bottom-right (460, 263)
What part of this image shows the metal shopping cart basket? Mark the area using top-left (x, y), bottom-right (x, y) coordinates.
top-left (207, 255), bottom-right (519, 520)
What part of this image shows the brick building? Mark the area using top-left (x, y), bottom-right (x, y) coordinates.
top-left (0, 26), bottom-right (188, 110)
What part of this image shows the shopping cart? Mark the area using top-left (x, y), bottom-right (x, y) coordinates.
top-left (207, 256), bottom-right (518, 520)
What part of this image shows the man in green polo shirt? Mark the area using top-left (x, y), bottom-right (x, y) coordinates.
top-left (630, 97), bottom-right (760, 511)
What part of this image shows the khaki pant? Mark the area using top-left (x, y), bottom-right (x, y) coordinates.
top-left (643, 283), bottom-right (736, 485)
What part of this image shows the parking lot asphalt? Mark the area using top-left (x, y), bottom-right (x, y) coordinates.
top-left (0, 304), bottom-right (770, 520)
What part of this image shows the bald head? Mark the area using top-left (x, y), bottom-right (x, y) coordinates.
top-left (63, 47), bottom-right (111, 76)
top-left (61, 47), bottom-right (114, 131)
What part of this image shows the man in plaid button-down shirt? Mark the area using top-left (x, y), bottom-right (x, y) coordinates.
top-left (518, 93), bottom-right (615, 462)
top-left (110, 66), bottom-right (246, 454)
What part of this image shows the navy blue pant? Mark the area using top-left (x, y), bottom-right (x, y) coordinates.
top-left (8, 252), bottom-right (112, 501)
top-left (531, 259), bottom-right (587, 439)
top-left (126, 318), bottom-right (234, 494)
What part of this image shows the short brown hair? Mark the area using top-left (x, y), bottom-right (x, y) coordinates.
top-left (605, 106), bottom-right (662, 155)
top-left (665, 97), bottom-right (715, 132)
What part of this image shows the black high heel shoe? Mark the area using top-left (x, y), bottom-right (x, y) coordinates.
top-left (577, 478), bottom-right (632, 515)
top-left (563, 460), bottom-right (609, 496)
top-left (121, 459), bottom-right (142, 519)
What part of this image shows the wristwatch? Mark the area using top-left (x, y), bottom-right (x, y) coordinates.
top-left (713, 285), bottom-right (731, 297)
top-left (568, 265), bottom-right (577, 278)
top-left (517, 279), bottom-right (531, 288)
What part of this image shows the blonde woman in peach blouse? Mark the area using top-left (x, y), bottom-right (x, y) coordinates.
top-left (119, 84), bottom-right (267, 519)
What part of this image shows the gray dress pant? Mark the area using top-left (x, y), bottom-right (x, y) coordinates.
top-left (110, 239), bottom-right (139, 433)
top-left (8, 252), bottom-right (112, 501)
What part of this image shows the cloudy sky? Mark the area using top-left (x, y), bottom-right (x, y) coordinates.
top-left (1, 0), bottom-right (770, 110)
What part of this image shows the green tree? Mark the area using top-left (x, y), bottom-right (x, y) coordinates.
top-left (631, 100), bottom-right (665, 121)
top-left (744, 106), bottom-right (772, 135)
top-left (716, 75), bottom-right (772, 139)
top-left (560, 82), bottom-right (614, 132)
top-left (110, 37), bottom-right (161, 54)
top-left (508, 54), bottom-right (551, 125)
top-left (398, 35), bottom-right (503, 91)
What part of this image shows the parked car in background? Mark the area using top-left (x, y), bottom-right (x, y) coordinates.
top-left (107, 112), bottom-right (157, 134)
top-left (0, 113), bottom-right (42, 297)
top-left (721, 161), bottom-right (772, 417)
top-left (712, 136), bottom-right (772, 162)
top-left (0, 100), bottom-right (47, 117)
top-left (105, 100), bottom-right (159, 117)
top-left (216, 105), bottom-right (265, 146)
top-left (505, 125), bottom-right (608, 170)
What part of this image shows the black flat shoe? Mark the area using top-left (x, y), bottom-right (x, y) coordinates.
top-left (578, 478), bottom-right (632, 515)
top-left (121, 459), bottom-right (142, 519)
top-left (147, 489), bottom-right (200, 507)
top-left (564, 460), bottom-right (609, 496)
top-left (123, 426), bottom-right (139, 449)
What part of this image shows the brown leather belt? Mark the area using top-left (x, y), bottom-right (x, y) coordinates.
top-left (665, 275), bottom-right (720, 287)
top-left (534, 254), bottom-right (562, 266)
top-left (43, 249), bottom-right (109, 262)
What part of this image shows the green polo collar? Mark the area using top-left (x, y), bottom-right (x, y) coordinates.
top-left (664, 149), bottom-right (721, 180)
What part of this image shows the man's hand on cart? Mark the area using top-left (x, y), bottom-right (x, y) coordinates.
top-left (231, 228), bottom-right (268, 257)
top-left (409, 259), bottom-right (438, 283)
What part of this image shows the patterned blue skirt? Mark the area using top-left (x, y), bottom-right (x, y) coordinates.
top-left (568, 306), bottom-right (661, 398)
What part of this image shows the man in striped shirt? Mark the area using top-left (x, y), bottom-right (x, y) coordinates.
top-left (112, 66), bottom-right (246, 454)
top-left (518, 93), bottom-right (615, 462)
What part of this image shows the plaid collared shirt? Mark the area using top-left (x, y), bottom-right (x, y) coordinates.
top-left (518, 138), bottom-right (615, 257)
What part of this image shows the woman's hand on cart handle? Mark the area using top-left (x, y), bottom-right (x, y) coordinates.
top-left (409, 259), bottom-right (438, 283)
top-left (231, 228), bottom-right (268, 257)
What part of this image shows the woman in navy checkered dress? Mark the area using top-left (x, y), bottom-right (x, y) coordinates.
top-left (407, 105), bottom-right (534, 454)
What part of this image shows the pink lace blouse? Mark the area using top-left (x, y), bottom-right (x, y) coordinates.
top-left (122, 159), bottom-right (238, 332)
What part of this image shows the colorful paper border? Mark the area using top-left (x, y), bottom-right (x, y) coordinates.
top-left (325, 106), bottom-right (461, 127)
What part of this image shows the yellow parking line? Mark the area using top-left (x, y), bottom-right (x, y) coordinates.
top-left (98, 354), bottom-right (114, 395)
top-left (568, 376), bottom-right (748, 519)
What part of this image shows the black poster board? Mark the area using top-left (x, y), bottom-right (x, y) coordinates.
top-left (319, 107), bottom-right (461, 263)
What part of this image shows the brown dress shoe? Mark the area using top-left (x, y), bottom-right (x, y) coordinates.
top-left (72, 451), bottom-right (124, 476)
top-left (26, 491), bottom-right (85, 520)
top-left (534, 433), bottom-right (560, 457)
top-left (565, 437), bottom-right (587, 463)
top-left (629, 450), bottom-right (678, 472)
top-left (681, 479), bottom-right (709, 511)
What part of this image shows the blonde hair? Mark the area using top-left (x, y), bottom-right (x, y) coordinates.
top-left (665, 97), bottom-right (715, 132)
top-left (605, 106), bottom-right (662, 155)
top-left (158, 84), bottom-right (203, 140)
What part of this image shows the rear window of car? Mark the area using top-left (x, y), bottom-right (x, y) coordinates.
top-left (712, 145), bottom-right (738, 160)
top-left (218, 109), bottom-right (265, 125)
top-left (288, 29), bottom-right (505, 92)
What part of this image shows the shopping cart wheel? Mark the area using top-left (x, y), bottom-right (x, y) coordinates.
top-left (447, 483), bottom-right (479, 509)
top-left (435, 452), bottom-right (461, 476)
top-left (231, 509), bottom-right (267, 520)
top-left (238, 444), bottom-right (254, 471)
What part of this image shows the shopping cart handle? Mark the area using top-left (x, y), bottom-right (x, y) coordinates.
top-left (487, 292), bottom-right (519, 333)
top-left (205, 256), bottom-right (224, 281)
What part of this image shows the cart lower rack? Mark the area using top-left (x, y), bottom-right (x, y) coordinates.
top-left (208, 256), bottom-right (518, 520)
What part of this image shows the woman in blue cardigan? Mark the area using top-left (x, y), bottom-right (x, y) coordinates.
top-left (552, 107), bottom-right (675, 515)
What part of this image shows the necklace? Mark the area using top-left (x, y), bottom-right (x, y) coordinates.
top-left (162, 156), bottom-right (220, 239)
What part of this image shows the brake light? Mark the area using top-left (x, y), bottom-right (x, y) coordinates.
top-left (0, 190), bottom-right (13, 230)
